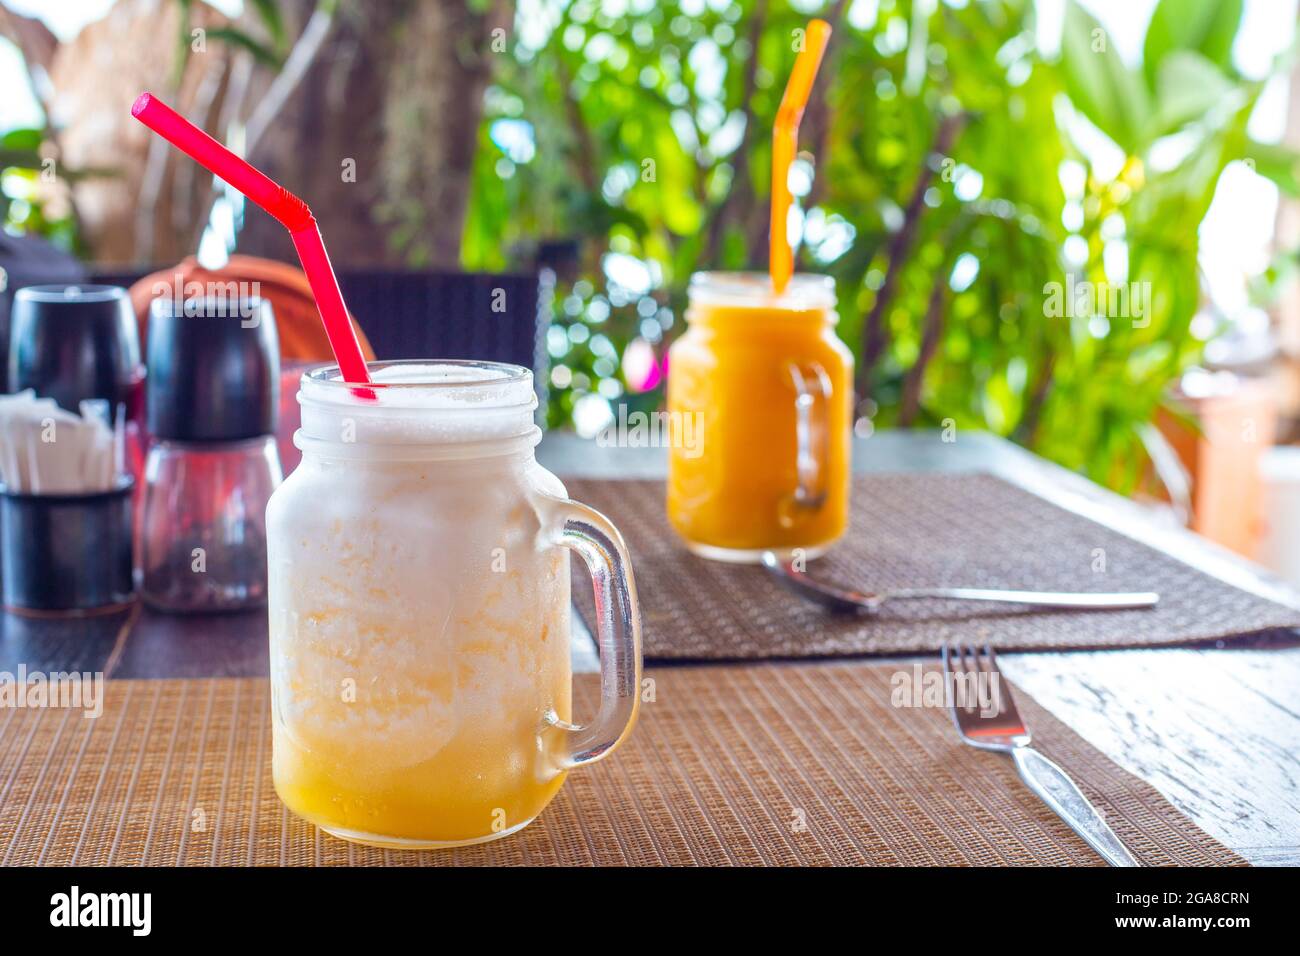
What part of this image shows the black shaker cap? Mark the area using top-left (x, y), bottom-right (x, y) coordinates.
top-left (146, 296), bottom-right (280, 441)
top-left (9, 284), bottom-right (141, 412)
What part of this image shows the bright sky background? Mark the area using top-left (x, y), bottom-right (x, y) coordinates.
top-left (1, 0), bottom-right (1295, 334)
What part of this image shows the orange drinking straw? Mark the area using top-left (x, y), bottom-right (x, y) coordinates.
top-left (770, 19), bottom-right (832, 295)
top-left (131, 92), bottom-right (373, 388)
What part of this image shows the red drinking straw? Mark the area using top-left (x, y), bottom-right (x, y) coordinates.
top-left (131, 92), bottom-right (373, 388)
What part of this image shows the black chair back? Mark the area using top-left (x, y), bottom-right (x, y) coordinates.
top-left (334, 270), bottom-right (542, 371)
top-left (92, 267), bottom-right (546, 372)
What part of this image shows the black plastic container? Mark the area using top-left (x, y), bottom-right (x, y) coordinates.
top-left (8, 284), bottom-right (143, 415)
top-left (146, 296), bottom-right (278, 441)
top-left (0, 233), bottom-right (87, 380)
top-left (0, 479), bottom-right (135, 614)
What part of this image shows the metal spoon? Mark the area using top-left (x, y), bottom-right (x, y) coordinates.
top-left (760, 552), bottom-right (1159, 614)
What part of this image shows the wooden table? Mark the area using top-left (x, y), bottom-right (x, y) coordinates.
top-left (3, 430), bottom-right (1297, 864)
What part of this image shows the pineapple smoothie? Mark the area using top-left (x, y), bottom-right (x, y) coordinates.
top-left (266, 361), bottom-right (639, 849)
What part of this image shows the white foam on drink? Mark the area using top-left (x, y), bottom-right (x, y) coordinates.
top-left (298, 362), bottom-right (538, 447)
top-left (687, 271), bottom-right (837, 310)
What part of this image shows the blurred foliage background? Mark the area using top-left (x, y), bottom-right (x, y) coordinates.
top-left (3, 0), bottom-right (1298, 494)
top-left (0, 126), bottom-right (82, 252)
top-left (465, 0), bottom-right (1297, 493)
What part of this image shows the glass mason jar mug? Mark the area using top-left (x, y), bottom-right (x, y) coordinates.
top-left (667, 272), bottom-right (854, 562)
top-left (266, 361), bottom-right (642, 849)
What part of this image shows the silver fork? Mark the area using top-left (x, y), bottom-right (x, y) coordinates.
top-left (942, 643), bottom-right (1140, 867)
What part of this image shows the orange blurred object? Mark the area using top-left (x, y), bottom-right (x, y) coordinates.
top-left (1156, 376), bottom-right (1278, 558)
top-left (769, 18), bottom-right (832, 295)
top-left (126, 255), bottom-right (376, 364)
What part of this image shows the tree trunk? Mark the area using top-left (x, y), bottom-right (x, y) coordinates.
top-left (238, 0), bottom-right (511, 270)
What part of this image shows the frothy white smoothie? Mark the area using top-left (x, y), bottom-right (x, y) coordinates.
top-left (266, 361), bottom-right (573, 847)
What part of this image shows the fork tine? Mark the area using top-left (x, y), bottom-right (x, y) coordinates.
top-left (961, 643), bottom-right (981, 711)
top-left (973, 644), bottom-right (1001, 716)
top-left (978, 642), bottom-right (1022, 722)
top-left (942, 643), bottom-right (967, 708)
top-left (939, 643), bottom-right (971, 740)
top-left (950, 644), bottom-right (963, 710)
top-left (950, 644), bottom-right (965, 706)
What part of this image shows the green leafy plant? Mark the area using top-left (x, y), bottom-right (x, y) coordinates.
top-left (1, 127), bottom-right (85, 252)
top-left (466, 0), bottom-right (1299, 493)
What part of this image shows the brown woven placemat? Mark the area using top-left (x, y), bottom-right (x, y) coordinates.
top-left (568, 474), bottom-right (1300, 659)
top-left (0, 668), bottom-right (1240, 866)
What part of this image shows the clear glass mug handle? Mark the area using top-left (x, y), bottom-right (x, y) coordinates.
top-left (545, 496), bottom-right (642, 768)
top-left (787, 361), bottom-right (833, 511)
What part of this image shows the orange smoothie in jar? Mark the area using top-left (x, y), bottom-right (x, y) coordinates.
top-left (666, 272), bottom-right (852, 562)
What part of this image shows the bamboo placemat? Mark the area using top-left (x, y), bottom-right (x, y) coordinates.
top-left (567, 474), bottom-right (1300, 659)
top-left (0, 667), bottom-right (1240, 866)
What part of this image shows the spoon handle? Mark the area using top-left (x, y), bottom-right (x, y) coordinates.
top-left (882, 587), bottom-right (1159, 609)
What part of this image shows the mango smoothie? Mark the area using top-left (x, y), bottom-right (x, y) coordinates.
top-left (667, 273), bottom-right (853, 561)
